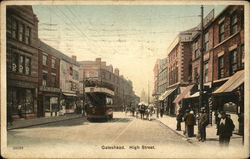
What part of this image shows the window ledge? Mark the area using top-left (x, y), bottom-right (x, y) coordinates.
top-left (213, 31), bottom-right (240, 50)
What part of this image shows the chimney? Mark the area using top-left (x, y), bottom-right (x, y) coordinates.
top-left (72, 55), bottom-right (77, 61)
top-left (96, 58), bottom-right (101, 63)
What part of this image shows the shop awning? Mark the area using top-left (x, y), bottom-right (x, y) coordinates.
top-left (158, 87), bottom-right (177, 101)
top-left (184, 91), bottom-right (207, 99)
top-left (173, 84), bottom-right (194, 103)
top-left (63, 92), bottom-right (77, 97)
top-left (213, 70), bottom-right (244, 94)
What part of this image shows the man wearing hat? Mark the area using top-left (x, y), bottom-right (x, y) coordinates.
top-left (217, 111), bottom-right (235, 146)
top-left (199, 108), bottom-right (209, 142)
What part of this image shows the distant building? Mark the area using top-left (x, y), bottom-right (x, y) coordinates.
top-left (79, 58), bottom-right (137, 110)
top-left (6, 6), bottom-right (39, 119)
top-left (160, 28), bottom-right (197, 115)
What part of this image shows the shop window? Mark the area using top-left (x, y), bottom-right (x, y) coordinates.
top-left (42, 72), bottom-right (48, 86)
top-left (8, 88), bottom-right (34, 115)
top-left (25, 26), bottom-right (31, 45)
top-left (12, 19), bottom-right (17, 39)
top-left (230, 14), bottom-right (238, 35)
top-left (230, 49), bottom-right (237, 75)
top-left (51, 75), bottom-right (56, 87)
top-left (25, 89), bottom-right (34, 113)
top-left (42, 54), bottom-right (47, 66)
top-left (218, 56), bottom-right (224, 79)
top-left (18, 23), bottom-right (25, 42)
top-left (51, 58), bottom-right (56, 68)
top-left (194, 41), bottom-right (199, 59)
top-left (24, 57), bottom-right (31, 75)
top-left (204, 62), bottom-right (209, 83)
top-left (204, 32), bottom-right (209, 52)
top-left (18, 55), bottom-right (24, 73)
top-left (219, 22), bottom-right (225, 42)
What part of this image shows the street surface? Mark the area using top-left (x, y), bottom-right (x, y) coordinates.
top-left (8, 112), bottom-right (189, 147)
top-left (6, 112), bottom-right (246, 158)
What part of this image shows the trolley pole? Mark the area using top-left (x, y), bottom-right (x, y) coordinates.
top-left (198, 5), bottom-right (204, 138)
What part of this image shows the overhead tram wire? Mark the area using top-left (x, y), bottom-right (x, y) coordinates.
top-left (64, 6), bottom-right (121, 56)
top-left (55, 6), bottom-right (108, 57)
top-left (43, 6), bottom-right (103, 57)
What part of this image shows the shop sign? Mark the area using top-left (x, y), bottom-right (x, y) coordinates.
top-left (39, 86), bottom-right (61, 93)
top-left (9, 80), bottom-right (37, 88)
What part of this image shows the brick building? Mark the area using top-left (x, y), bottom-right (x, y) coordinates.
top-left (6, 6), bottom-right (39, 119)
top-left (37, 40), bottom-right (61, 117)
top-left (180, 5), bottom-right (244, 131)
top-left (158, 29), bottom-right (196, 115)
top-left (211, 5), bottom-right (244, 131)
top-left (79, 58), bottom-right (137, 110)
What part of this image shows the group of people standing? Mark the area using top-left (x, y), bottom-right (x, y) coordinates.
top-left (176, 108), bottom-right (235, 146)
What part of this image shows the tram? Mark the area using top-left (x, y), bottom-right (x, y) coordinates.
top-left (85, 87), bottom-right (114, 121)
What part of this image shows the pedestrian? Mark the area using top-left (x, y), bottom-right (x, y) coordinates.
top-left (7, 103), bottom-right (13, 126)
top-left (217, 111), bottom-right (235, 146)
top-left (183, 109), bottom-right (190, 135)
top-left (176, 110), bottom-right (183, 131)
top-left (199, 108), bottom-right (209, 142)
top-left (184, 110), bottom-right (195, 137)
top-left (17, 104), bottom-right (22, 118)
top-left (160, 107), bottom-right (164, 118)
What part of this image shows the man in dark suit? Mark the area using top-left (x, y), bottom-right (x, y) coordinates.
top-left (217, 111), bottom-right (235, 146)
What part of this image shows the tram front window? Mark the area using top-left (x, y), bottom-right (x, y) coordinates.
top-left (106, 97), bottom-right (113, 106)
top-left (87, 93), bottom-right (105, 107)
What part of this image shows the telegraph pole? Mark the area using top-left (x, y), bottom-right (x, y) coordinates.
top-left (198, 5), bottom-right (204, 138)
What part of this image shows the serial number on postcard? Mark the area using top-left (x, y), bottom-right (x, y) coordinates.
top-left (12, 146), bottom-right (23, 150)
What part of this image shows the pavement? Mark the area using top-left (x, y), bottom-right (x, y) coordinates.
top-left (156, 114), bottom-right (243, 146)
top-left (7, 113), bottom-right (83, 130)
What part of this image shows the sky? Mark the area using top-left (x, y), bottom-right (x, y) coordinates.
top-left (32, 4), bottom-right (226, 97)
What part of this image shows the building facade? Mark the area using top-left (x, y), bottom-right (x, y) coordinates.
top-left (37, 40), bottom-right (61, 117)
top-left (60, 55), bottom-right (80, 113)
top-left (158, 58), bottom-right (168, 94)
top-left (6, 6), bottom-right (39, 119)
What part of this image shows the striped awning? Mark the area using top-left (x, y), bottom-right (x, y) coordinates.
top-left (158, 87), bottom-right (177, 101)
top-left (213, 70), bottom-right (244, 94)
top-left (173, 84), bottom-right (194, 103)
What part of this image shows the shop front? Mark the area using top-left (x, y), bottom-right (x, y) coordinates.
top-left (158, 86), bottom-right (178, 116)
top-left (7, 86), bottom-right (37, 119)
top-left (173, 84), bottom-right (194, 115)
top-left (38, 86), bottom-right (61, 117)
top-left (212, 70), bottom-right (244, 134)
top-left (62, 92), bottom-right (78, 113)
